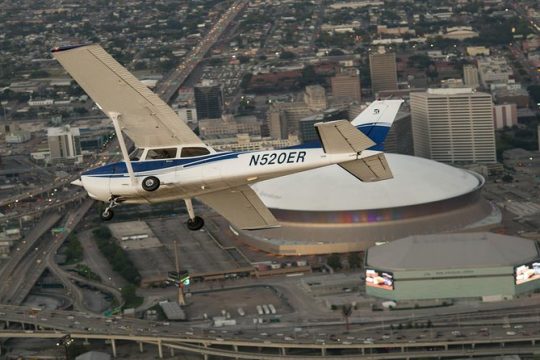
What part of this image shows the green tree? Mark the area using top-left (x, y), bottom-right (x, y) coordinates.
top-left (121, 284), bottom-right (143, 308)
top-left (327, 253), bottom-right (342, 270)
top-left (348, 252), bottom-right (361, 269)
top-left (279, 51), bottom-right (296, 60)
top-left (92, 226), bottom-right (112, 240)
top-left (65, 235), bottom-right (83, 264)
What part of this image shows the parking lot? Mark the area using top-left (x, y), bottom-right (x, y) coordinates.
top-left (147, 215), bottom-right (248, 276)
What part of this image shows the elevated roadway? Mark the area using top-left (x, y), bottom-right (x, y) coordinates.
top-left (155, 0), bottom-right (248, 102)
top-left (0, 328), bottom-right (539, 359)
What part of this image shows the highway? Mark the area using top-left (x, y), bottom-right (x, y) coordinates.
top-left (0, 212), bottom-right (63, 303)
top-left (155, 0), bottom-right (248, 102)
top-left (0, 199), bottom-right (109, 310)
top-left (0, 323), bottom-right (539, 359)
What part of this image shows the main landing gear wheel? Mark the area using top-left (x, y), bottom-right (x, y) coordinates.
top-left (100, 209), bottom-right (114, 221)
top-left (187, 216), bottom-right (204, 231)
top-left (142, 176), bottom-right (160, 192)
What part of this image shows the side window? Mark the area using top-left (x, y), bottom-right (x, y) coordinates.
top-left (129, 148), bottom-right (144, 161)
top-left (145, 148), bottom-right (178, 160)
top-left (181, 147), bottom-right (211, 158)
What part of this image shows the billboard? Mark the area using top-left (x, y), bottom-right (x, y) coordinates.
top-left (365, 269), bottom-right (394, 290)
top-left (515, 261), bottom-right (540, 285)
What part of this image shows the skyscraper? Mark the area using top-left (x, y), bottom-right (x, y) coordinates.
top-left (303, 85), bottom-right (327, 111)
top-left (47, 125), bottom-right (82, 162)
top-left (194, 80), bottom-right (224, 120)
top-left (369, 51), bottom-right (398, 95)
top-left (331, 68), bottom-right (361, 102)
top-left (463, 65), bottom-right (479, 89)
top-left (410, 88), bottom-right (496, 164)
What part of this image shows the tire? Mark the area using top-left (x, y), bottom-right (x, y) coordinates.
top-left (187, 216), bottom-right (205, 231)
top-left (101, 209), bottom-right (114, 221)
top-left (142, 176), bottom-right (160, 192)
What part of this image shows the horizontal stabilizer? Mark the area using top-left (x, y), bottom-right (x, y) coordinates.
top-left (197, 185), bottom-right (279, 230)
top-left (339, 152), bottom-right (393, 182)
top-left (315, 120), bottom-right (375, 154)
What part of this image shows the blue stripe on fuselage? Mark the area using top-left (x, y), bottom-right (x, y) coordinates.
top-left (83, 152), bottom-right (238, 177)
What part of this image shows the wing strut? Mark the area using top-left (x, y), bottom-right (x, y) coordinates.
top-left (109, 112), bottom-right (136, 186)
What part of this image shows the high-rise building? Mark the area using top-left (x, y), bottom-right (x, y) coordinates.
top-left (369, 51), bottom-right (398, 95)
top-left (267, 85), bottom-right (329, 140)
top-left (411, 88), bottom-right (496, 164)
top-left (331, 68), bottom-right (361, 102)
top-left (177, 107), bottom-right (198, 124)
top-left (299, 108), bottom-right (348, 143)
top-left (304, 85), bottom-right (327, 111)
top-left (493, 103), bottom-right (517, 129)
top-left (194, 80), bottom-right (224, 120)
top-left (463, 65), bottom-right (479, 88)
top-left (47, 125), bottom-right (82, 162)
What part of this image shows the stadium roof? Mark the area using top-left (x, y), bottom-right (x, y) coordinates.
top-left (367, 233), bottom-right (539, 271)
top-left (253, 154), bottom-right (483, 211)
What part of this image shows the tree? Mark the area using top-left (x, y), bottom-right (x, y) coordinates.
top-left (279, 51), bottom-right (296, 60)
top-left (65, 235), bottom-right (83, 264)
top-left (92, 226), bottom-right (111, 240)
top-left (348, 252), bottom-right (361, 269)
top-left (121, 284), bottom-right (143, 308)
top-left (502, 174), bottom-right (514, 183)
top-left (327, 49), bottom-right (345, 56)
top-left (528, 85), bottom-right (540, 104)
top-left (327, 253), bottom-right (341, 270)
top-left (342, 304), bottom-right (353, 333)
top-left (408, 54), bottom-right (433, 70)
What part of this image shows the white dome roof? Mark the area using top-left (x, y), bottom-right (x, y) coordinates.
top-left (252, 154), bottom-right (483, 212)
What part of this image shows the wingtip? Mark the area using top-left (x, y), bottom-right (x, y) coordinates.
top-left (51, 44), bottom-right (94, 53)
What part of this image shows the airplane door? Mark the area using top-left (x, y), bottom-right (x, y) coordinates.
top-left (202, 163), bottom-right (222, 190)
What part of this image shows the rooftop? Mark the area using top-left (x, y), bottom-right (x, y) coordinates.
top-left (253, 154), bottom-right (483, 211)
top-left (367, 233), bottom-right (539, 271)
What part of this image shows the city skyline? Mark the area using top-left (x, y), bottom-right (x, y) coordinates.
top-left (0, 0), bottom-right (540, 358)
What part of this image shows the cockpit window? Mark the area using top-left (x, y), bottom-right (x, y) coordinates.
top-left (181, 147), bottom-right (210, 157)
top-left (129, 148), bottom-right (144, 161)
top-left (145, 148), bottom-right (178, 160)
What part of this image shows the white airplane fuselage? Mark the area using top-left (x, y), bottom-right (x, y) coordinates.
top-left (80, 146), bottom-right (371, 204)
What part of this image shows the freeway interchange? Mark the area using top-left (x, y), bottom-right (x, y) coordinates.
top-left (0, 302), bottom-right (540, 359)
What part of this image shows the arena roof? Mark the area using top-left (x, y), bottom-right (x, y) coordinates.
top-left (367, 233), bottom-right (539, 271)
top-left (252, 154), bottom-right (483, 211)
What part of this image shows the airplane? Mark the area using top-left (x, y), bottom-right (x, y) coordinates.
top-left (51, 44), bottom-right (403, 231)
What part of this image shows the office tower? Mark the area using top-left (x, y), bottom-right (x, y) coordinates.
top-left (304, 85), bottom-right (327, 111)
top-left (493, 103), bottom-right (517, 129)
top-left (411, 88), bottom-right (496, 163)
top-left (369, 51), bottom-right (398, 95)
top-left (331, 68), bottom-right (361, 102)
top-left (299, 108), bottom-right (348, 143)
top-left (463, 65), bottom-right (479, 88)
top-left (47, 125), bottom-right (82, 162)
top-left (194, 80), bottom-right (224, 119)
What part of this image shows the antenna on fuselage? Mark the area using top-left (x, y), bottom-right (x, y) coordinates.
top-left (109, 112), bottom-right (137, 186)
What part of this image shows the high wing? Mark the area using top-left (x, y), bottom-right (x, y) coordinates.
top-left (52, 44), bottom-right (203, 148)
top-left (197, 185), bottom-right (279, 230)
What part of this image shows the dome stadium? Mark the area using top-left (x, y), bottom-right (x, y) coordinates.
top-left (233, 154), bottom-right (500, 255)
top-left (365, 233), bottom-right (540, 300)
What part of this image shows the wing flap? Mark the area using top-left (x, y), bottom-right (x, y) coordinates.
top-left (315, 120), bottom-right (375, 154)
top-left (52, 44), bottom-right (202, 148)
top-left (197, 185), bottom-right (279, 230)
top-left (339, 152), bottom-right (393, 182)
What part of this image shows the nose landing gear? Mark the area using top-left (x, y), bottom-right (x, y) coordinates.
top-left (185, 198), bottom-right (204, 231)
top-left (100, 196), bottom-right (122, 221)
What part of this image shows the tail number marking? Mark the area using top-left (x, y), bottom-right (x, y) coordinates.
top-left (249, 151), bottom-right (306, 166)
